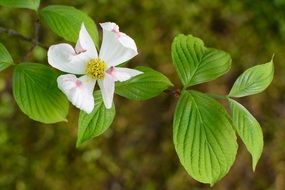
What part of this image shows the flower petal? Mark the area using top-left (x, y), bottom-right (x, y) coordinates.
top-left (99, 22), bottom-right (138, 67)
top-left (48, 43), bottom-right (92, 74)
top-left (98, 73), bottom-right (115, 109)
top-left (57, 74), bottom-right (96, 113)
top-left (107, 67), bottom-right (143, 82)
top-left (75, 23), bottom-right (98, 57)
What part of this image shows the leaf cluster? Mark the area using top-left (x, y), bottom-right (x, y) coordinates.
top-left (172, 34), bottom-right (274, 184)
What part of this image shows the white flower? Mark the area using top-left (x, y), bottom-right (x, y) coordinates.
top-left (47, 22), bottom-right (142, 113)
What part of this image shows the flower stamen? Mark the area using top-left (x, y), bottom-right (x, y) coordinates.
top-left (86, 58), bottom-right (106, 80)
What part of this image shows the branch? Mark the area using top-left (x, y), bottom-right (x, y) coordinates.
top-left (0, 25), bottom-right (48, 50)
top-left (0, 26), bottom-right (32, 41)
top-left (164, 87), bottom-right (181, 98)
top-left (24, 19), bottom-right (44, 60)
top-left (164, 88), bottom-right (229, 100)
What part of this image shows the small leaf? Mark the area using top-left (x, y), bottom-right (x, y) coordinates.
top-left (229, 99), bottom-right (263, 170)
top-left (115, 66), bottom-right (173, 100)
top-left (173, 90), bottom-right (237, 185)
top-left (13, 63), bottom-right (69, 123)
top-left (39, 5), bottom-right (99, 46)
top-left (229, 58), bottom-right (274, 97)
top-left (171, 34), bottom-right (231, 87)
top-left (0, 0), bottom-right (40, 10)
top-left (77, 91), bottom-right (115, 146)
top-left (0, 43), bottom-right (14, 72)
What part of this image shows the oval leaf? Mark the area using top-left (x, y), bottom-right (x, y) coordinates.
top-left (115, 66), bottom-right (173, 100)
top-left (77, 91), bottom-right (115, 147)
top-left (229, 58), bottom-right (274, 97)
top-left (39, 5), bottom-right (99, 45)
top-left (13, 63), bottom-right (69, 123)
top-left (0, 0), bottom-right (40, 10)
top-left (173, 90), bottom-right (237, 185)
top-left (0, 43), bottom-right (14, 72)
top-left (229, 99), bottom-right (263, 170)
top-left (171, 34), bottom-right (231, 87)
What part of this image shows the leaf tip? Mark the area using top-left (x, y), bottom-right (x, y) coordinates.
top-left (252, 153), bottom-right (262, 172)
top-left (209, 178), bottom-right (218, 187)
top-left (76, 139), bottom-right (84, 148)
top-left (167, 80), bottom-right (174, 87)
top-left (271, 53), bottom-right (275, 61)
top-left (252, 163), bottom-right (257, 172)
top-left (252, 157), bottom-right (260, 172)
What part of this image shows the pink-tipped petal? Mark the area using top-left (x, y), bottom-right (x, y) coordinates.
top-left (107, 67), bottom-right (143, 82)
top-left (57, 74), bottom-right (96, 113)
top-left (99, 22), bottom-right (138, 67)
top-left (75, 23), bottom-right (98, 57)
top-left (48, 43), bottom-right (92, 74)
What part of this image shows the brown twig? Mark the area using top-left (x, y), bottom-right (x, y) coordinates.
top-left (0, 25), bottom-right (48, 50)
top-left (24, 19), bottom-right (43, 60)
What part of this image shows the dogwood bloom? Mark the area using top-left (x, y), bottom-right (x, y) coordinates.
top-left (48, 22), bottom-right (142, 113)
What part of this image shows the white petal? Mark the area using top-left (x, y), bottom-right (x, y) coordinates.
top-left (75, 23), bottom-right (98, 58)
top-left (48, 43), bottom-right (93, 74)
top-left (98, 73), bottom-right (115, 109)
top-left (99, 22), bottom-right (138, 67)
top-left (100, 22), bottom-right (119, 32)
top-left (107, 67), bottom-right (143, 82)
top-left (57, 74), bottom-right (96, 113)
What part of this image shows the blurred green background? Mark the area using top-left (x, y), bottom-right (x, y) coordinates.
top-left (1, 0), bottom-right (285, 189)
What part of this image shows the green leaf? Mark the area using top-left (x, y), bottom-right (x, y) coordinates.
top-left (0, 0), bottom-right (40, 10)
top-left (39, 5), bottom-right (99, 46)
top-left (173, 90), bottom-right (237, 185)
top-left (115, 66), bottom-right (173, 100)
top-left (229, 58), bottom-right (274, 97)
top-left (171, 34), bottom-right (231, 87)
top-left (229, 99), bottom-right (263, 171)
top-left (0, 43), bottom-right (14, 72)
top-left (77, 91), bottom-right (115, 146)
top-left (13, 63), bottom-right (69, 123)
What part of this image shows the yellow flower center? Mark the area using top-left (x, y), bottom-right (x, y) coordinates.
top-left (85, 58), bottom-right (106, 79)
